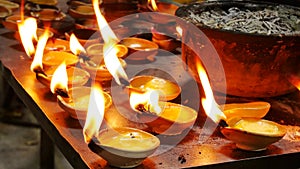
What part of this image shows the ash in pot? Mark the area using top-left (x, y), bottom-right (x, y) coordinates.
top-left (184, 4), bottom-right (300, 35)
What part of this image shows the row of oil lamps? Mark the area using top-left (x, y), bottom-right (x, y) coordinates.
top-left (8, 0), bottom-right (287, 168)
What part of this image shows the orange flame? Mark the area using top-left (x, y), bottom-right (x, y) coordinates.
top-left (30, 29), bottom-right (49, 73)
top-left (50, 62), bottom-right (68, 95)
top-left (18, 17), bottom-right (37, 58)
top-left (70, 33), bottom-right (86, 55)
top-left (130, 89), bottom-right (162, 115)
top-left (83, 84), bottom-right (105, 143)
top-left (148, 0), bottom-right (158, 11)
top-left (196, 60), bottom-right (226, 123)
top-left (288, 75), bottom-right (300, 91)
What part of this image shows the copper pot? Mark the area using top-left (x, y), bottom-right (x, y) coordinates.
top-left (176, 0), bottom-right (300, 97)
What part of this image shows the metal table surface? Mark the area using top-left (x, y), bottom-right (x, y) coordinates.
top-left (1, 24), bottom-right (300, 169)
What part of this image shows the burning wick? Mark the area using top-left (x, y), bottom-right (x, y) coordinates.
top-left (69, 33), bottom-right (99, 68)
top-left (30, 27), bottom-right (49, 76)
top-left (196, 60), bottom-right (228, 127)
top-left (50, 62), bottom-right (69, 98)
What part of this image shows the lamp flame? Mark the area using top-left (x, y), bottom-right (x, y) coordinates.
top-left (196, 60), bottom-right (226, 123)
top-left (17, 17), bottom-right (37, 58)
top-left (288, 75), bottom-right (300, 91)
top-left (176, 26), bottom-right (183, 37)
top-left (30, 29), bottom-right (49, 73)
top-left (50, 62), bottom-right (69, 97)
top-left (83, 84), bottom-right (105, 143)
top-left (92, 0), bottom-right (128, 85)
top-left (148, 0), bottom-right (158, 11)
top-left (92, 0), bottom-right (118, 43)
top-left (103, 41), bottom-right (128, 85)
top-left (130, 89), bottom-right (162, 115)
top-left (70, 33), bottom-right (86, 56)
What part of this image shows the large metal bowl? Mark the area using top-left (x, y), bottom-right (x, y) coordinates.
top-left (176, 0), bottom-right (300, 97)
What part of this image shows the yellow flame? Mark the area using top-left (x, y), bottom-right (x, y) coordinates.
top-left (103, 41), bottom-right (128, 85)
top-left (130, 89), bottom-right (161, 115)
top-left (149, 0), bottom-right (158, 11)
top-left (70, 33), bottom-right (86, 55)
top-left (30, 29), bottom-right (49, 73)
top-left (196, 60), bottom-right (226, 123)
top-left (92, 0), bottom-right (128, 85)
top-left (83, 84), bottom-right (105, 143)
top-left (92, 0), bottom-right (118, 43)
top-left (50, 62), bottom-right (68, 94)
top-left (18, 17), bottom-right (37, 58)
top-left (176, 26), bottom-right (183, 37)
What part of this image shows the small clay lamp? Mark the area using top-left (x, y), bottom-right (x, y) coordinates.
top-left (57, 86), bottom-right (112, 119)
top-left (65, 28), bottom-right (101, 46)
top-left (45, 38), bottom-right (70, 52)
top-left (151, 25), bottom-right (181, 51)
top-left (75, 18), bottom-right (98, 30)
top-left (14, 28), bottom-right (54, 44)
top-left (120, 37), bottom-right (158, 61)
top-left (0, 0), bottom-right (19, 11)
top-left (30, 8), bottom-right (66, 22)
top-left (136, 102), bottom-right (198, 135)
top-left (42, 50), bottom-right (79, 68)
top-left (27, 0), bottom-right (57, 6)
top-left (129, 75), bottom-right (181, 101)
top-left (195, 60), bottom-right (286, 151)
top-left (218, 101), bottom-right (286, 151)
top-left (221, 117), bottom-right (286, 151)
top-left (0, 5), bottom-right (12, 21)
top-left (69, 4), bottom-right (95, 19)
top-left (88, 127), bottom-right (160, 168)
top-left (80, 55), bottom-right (127, 82)
top-left (2, 15), bottom-right (29, 31)
top-left (36, 66), bottom-right (90, 88)
top-left (86, 43), bottom-right (128, 59)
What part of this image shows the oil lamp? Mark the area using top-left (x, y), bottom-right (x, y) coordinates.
top-left (196, 60), bottom-right (286, 151)
top-left (3, 15), bottom-right (28, 31)
top-left (129, 89), bottom-right (197, 135)
top-left (45, 38), bottom-right (70, 52)
top-left (120, 37), bottom-right (158, 61)
top-left (65, 28), bottom-right (101, 46)
top-left (69, 33), bottom-right (127, 83)
top-left (91, 0), bottom-right (128, 85)
top-left (68, 2), bottom-right (95, 19)
top-left (57, 86), bottom-right (112, 120)
top-left (30, 8), bottom-right (66, 22)
top-left (129, 75), bottom-right (181, 101)
top-left (50, 62), bottom-right (69, 98)
top-left (83, 82), bottom-right (159, 168)
top-left (147, 0), bottom-right (179, 15)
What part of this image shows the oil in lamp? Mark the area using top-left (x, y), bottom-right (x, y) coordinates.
top-left (83, 83), bottom-right (160, 168)
top-left (129, 75), bottom-right (181, 101)
top-left (196, 60), bottom-right (286, 151)
top-left (45, 38), bottom-right (70, 52)
top-left (120, 37), bottom-right (159, 61)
